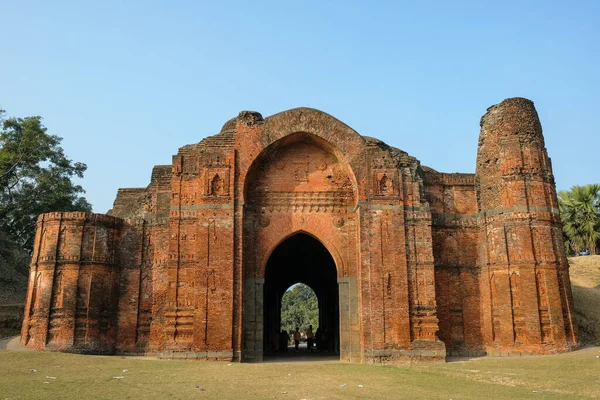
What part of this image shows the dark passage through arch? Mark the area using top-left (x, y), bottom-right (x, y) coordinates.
top-left (263, 233), bottom-right (339, 358)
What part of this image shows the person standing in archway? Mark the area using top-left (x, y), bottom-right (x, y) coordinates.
top-left (294, 327), bottom-right (301, 351)
top-left (306, 325), bottom-right (314, 352)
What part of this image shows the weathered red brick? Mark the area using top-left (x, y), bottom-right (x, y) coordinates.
top-left (21, 98), bottom-right (577, 362)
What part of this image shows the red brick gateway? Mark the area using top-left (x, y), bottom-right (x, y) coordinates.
top-left (21, 98), bottom-right (578, 363)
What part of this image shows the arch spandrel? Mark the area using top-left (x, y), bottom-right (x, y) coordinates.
top-left (234, 108), bottom-right (368, 203)
top-left (244, 132), bottom-right (357, 212)
top-left (240, 126), bottom-right (357, 283)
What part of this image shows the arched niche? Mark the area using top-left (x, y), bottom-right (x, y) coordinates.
top-left (241, 132), bottom-right (360, 364)
top-left (244, 131), bottom-right (358, 211)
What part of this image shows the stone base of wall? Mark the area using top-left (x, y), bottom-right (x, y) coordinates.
top-left (448, 345), bottom-right (577, 358)
top-left (363, 349), bottom-right (446, 364)
top-left (482, 343), bottom-right (577, 356)
top-left (117, 350), bottom-right (235, 361)
top-left (41, 343), bottom-right (116, 355)
top-left (363, 343), bottom-right (447, 364)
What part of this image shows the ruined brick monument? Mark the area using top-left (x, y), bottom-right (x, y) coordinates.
top-left (21, 97), bottom-right (578, 362)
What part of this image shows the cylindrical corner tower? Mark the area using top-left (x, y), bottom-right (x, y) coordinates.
top-left (21, 212), bottom-right (123, 353)
top-left (476, 97), bottom-right (577, 353)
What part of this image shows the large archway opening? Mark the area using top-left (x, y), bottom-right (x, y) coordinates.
top-left (263, 233), bottom-right (339, 359)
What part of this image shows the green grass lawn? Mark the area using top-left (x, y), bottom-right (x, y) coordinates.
top-left (1, 348), bottom-right (599, 400)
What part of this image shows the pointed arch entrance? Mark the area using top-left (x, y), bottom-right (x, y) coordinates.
top-left (241, 130), bottom-right (361, 363)
top-left (263, 233), bottom-right (339, 357)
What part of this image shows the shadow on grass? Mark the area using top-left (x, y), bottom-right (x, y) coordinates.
top-left (263, 344), bottom-right (340, 363)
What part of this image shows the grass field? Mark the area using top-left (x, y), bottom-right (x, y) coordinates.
top-left (0, 347), bottom-right (599, 400)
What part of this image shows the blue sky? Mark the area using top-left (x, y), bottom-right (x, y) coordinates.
top-left (1, 1), bottom-right (598, 212)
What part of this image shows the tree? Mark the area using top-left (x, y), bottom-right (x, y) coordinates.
top-left (0, 109), bottom-right (92, 266)
top-left (558, 184), bottom-right (600, 256)
top-left (280, 284), bottom-right (319, 332)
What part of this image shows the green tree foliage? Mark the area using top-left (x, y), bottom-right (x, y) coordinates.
top-left (280, 283), bottom-right (318, 332)
top-left (558, 184), bottom-right (600, 256)
top-left (0, 109), bottom-right (92, 268)
top-left (0, 229), bottom-right (28, 303)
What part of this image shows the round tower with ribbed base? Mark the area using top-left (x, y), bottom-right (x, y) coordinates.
top-left (21, 212), bottom-right (123, 353)
top-left (476, 97), bottom-right (577, 354)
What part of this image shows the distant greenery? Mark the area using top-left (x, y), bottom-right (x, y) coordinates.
top-left (0, 109), bottom-right (91, 276)
top-left (280, 283), bottom-right (318, 332)
top-left (558, 184), bottom-right (600, 256)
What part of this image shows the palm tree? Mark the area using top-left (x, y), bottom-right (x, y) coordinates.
top-left (559, 190), bottom-right (583, 256)
top-left (558, 184), bottom-right (600, 256)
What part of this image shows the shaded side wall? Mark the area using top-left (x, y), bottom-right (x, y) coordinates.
top-left (423, 169), bottom-right (483, 353)
top-left (109, 164), bottom-right (171, 354)
top-left (21, 212), bottom-right (122, 353)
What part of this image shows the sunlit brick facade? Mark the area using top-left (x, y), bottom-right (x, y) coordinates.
top-left (21, 98), bottom-right (577, 362)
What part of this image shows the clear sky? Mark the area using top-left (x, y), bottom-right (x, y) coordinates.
top-left (1, 1), bottom-right (598, 213)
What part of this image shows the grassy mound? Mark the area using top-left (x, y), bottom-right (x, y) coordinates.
top-left (568, 255), bottom-right (600, 346)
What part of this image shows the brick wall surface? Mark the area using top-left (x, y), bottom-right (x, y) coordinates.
top-left (21, 98), bottom-right (578, 362)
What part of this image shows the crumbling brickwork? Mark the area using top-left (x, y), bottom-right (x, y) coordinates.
top-left (21, 98), bottom-right (578, 362)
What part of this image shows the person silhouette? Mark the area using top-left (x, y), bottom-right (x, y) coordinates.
top-left (306, 325), bottom-right (314, 352)
top-left (293, 327), bottom-right (301, 351)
